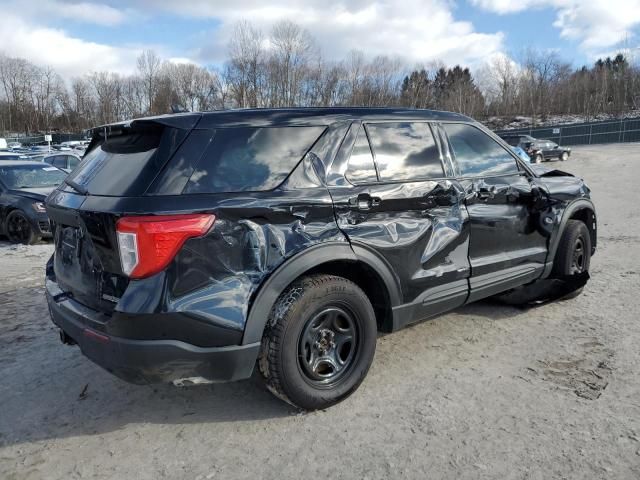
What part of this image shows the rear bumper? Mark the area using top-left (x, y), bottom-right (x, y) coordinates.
top-left (46, 286), bottom-right (260, 385)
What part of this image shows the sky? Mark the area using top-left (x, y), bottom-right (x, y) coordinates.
top-left (0, 0), bottom-right (639, 79)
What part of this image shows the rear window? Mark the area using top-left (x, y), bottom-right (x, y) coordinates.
top-left (65, 125), bottom-right (185, 196)
top-left (0, 164), bottom-right (67, 188)
top-left (184, 126), bottom-right (325, 194)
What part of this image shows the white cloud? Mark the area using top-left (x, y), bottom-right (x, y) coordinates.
top-left (471, 0), bottom-right (640, 51)
top-left (0, 13), bottom-right (141, 78)
top-left (4, 0), bottom-right (129, 27)
top-left (0, 0), bottom-right (507, 79)
top-left (143, 0), bottom-right (506, 67)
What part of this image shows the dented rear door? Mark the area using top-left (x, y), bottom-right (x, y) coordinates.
top-left (328, 122), bottom-right (470, 329)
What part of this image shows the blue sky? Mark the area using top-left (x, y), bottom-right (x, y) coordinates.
top-left (0, 0), bottom-right (638, 78)
top-left (456, 1), bottom-right (580, 62)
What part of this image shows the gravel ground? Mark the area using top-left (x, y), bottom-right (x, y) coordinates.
top-left (1, 144), bottom-right (639, 480)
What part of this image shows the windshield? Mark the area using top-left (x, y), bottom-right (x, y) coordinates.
top-left (0, 164), bottom-right (67, 188)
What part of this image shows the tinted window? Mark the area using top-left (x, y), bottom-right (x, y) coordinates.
top-left (67, 129), bottom-right (162, 196)
top-left (502, 137), bottom-right (519, 146)
top-left (68, 156), bottom-right (80, 169)
top-left (44, 156), bottom-right (54, 165)
top-left (444, 123), bottom-right (519, 177)
top-left (185, 126), bottom-right (325, 194)
top-left (52, 156), bottom-right (67, 169)
top-left (366, 122), bottom-right (443, 182)
top-left (346, 125), bottom-right (377, 184)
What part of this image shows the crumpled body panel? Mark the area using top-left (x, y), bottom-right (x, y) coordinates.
top-left (331, 179), bottom-right (471, 304)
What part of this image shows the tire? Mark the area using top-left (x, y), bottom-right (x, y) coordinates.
top-left (5, 210), bottom-right (41, 245)
top-left (258, 274), bottom-right (377, 410)
top-left (560, 151), bottom-right (569, 161)
top-left (552, 219), bottom-right (591, 298)
top-left (534, 154), bottom-right (543, 164)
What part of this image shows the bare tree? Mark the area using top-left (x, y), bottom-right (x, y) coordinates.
top-left (268, 20), bottom-right (315, 107)
top-left (3, 22), bottom-right (640, 136)
top-left (136, 50), bottom-right (162, 114)
top-left (227, 21), bottom-right (265, 108)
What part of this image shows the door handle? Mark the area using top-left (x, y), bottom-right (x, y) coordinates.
top-left (349, 193), bottom-right (380, 211)
top-left (476, 185), bottom-right (497, 200)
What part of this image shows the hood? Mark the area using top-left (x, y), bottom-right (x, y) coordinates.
top-left (529, 164), bottom-right (574, 177)
top-left (9, 186), bottom-right (56, 201)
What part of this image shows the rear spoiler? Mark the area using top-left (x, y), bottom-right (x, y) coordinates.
top-left (85, 113), bottom-right (204, 157)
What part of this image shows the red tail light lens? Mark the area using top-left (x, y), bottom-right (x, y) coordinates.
top-left (116, 214), bottom-right (215, 279)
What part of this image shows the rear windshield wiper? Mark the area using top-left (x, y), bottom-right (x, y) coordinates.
top-left (64, 178), bottom-right (88, 195)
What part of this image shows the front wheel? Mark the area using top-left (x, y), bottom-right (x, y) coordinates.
top-left (552, 219), bottom-right (591, 298)
top-left (5, 210), bottom-right (41, 244)
top-left (534, 154), bottom-right (543, 164)
top-left (259, 274), bottom-right (377, 410)
top-left (560, 151), bottom-right (569, 161)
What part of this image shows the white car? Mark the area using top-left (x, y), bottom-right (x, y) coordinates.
top-left (43, 152), bottom-right (81, 173)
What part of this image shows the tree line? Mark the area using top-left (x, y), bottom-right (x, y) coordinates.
top-left (1, 19), bottom-right (639, 135)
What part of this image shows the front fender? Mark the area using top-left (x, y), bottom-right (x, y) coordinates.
top-left (542, 198), bottom-right (596, 278)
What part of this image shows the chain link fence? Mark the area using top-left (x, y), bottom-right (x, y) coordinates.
top-left (4, 133), bottom-right (87, 146)
top-left (494, 117), bottom-right (640, 146)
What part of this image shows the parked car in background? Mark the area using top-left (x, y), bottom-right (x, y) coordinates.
top-left (511, 146), bottom-right (531, 163)
top-left (43, 152), bottom-right (81, 173)
top-left (0, 161), bottom-right (67, 244)
top-left (499, 133), bottom-right (571, 164)
top-left (0, 151), bottom-right (29, 161)
top-left (29, 146), bottom-right (52, 155)
top-left (73, 145), bottom-right (87, 156)
top-left (7, 142), bottom-right (23, 150)
top-left (46, 108), bottom-right (596, 410)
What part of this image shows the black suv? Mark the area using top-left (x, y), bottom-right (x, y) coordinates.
top-left (500, 134), bottom-right (571, 163)
top-left (46, 108), bottom-right (596, 409)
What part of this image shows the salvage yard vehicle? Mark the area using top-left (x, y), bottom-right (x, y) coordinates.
top-left (43, 152), bottom-right (81, 173)
top-left (45, 108), bottom-right (597, 410)
top-left (499, 133), bottom-right (571, 164)
top-left (0, 161), bottom-right (67, 244)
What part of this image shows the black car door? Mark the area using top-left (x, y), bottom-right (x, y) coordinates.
top-left (328, 121), bottom-right (470, 329)
top-left (441, 123), bottom-right (548, 302)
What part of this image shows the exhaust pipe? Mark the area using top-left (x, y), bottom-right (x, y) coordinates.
top-left (59, 329), bottom-right (76, 345)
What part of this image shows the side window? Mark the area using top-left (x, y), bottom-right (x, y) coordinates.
top-left (184, 126), bottom-right (326, 194)
top-left (52, 156), bottom-right (67, 169)
top-left (68, 156), bottom-right (80, 169)
top-left (443, 123), bottom-right (519, 177)
top-left (345, 125), bottom-right (377, 184)
top-left (366, 122), bottom-right (444, 182)
top-left (44, 156), bottom-right (54, 165)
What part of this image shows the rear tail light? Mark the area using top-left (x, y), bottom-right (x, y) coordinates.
top-left (116, 214), bottom-right (215, 279)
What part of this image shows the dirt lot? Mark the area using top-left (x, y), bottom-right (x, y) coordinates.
top-left (1, 144), bottom-right (639, 479)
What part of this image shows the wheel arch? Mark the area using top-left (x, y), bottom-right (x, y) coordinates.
top-left (242, 242), bottom-right (402, 344)
top-left (543, 198), bottom-right (597, 277)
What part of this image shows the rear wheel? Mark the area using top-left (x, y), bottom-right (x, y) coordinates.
top-left (259, 274), bottom-right (377, 410)
top-left (5, 210), bottom-right (40, 245)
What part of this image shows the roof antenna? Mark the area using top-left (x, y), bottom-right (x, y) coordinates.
top-left (171, 105), bottom-right (189, 114)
